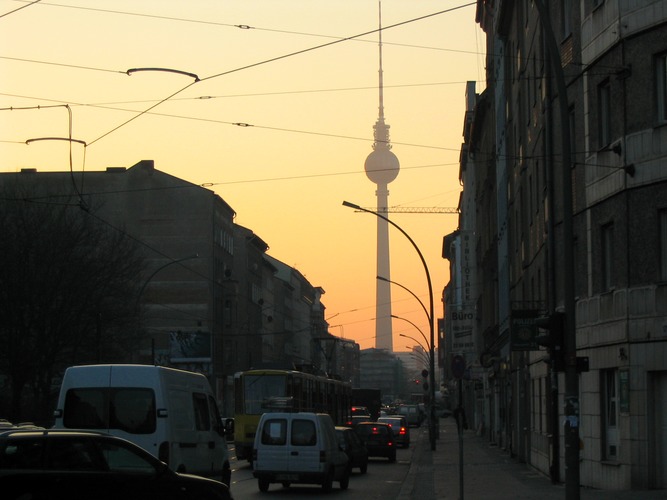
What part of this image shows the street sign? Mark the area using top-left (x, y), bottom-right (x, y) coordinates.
top-left (451, 354), bottom-right (466, 379)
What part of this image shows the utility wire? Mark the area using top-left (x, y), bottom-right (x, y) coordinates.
top-left (0, 0), bottom-right (40, 19)
top-left (82, 4), bottom-right (474, 147)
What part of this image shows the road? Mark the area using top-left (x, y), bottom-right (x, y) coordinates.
top-left (226, 430), bottom-right (417, 499)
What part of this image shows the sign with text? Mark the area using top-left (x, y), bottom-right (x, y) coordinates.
top-left (451, 307), bottom-right (475, 354)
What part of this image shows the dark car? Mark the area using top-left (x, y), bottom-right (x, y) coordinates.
top-left (377, 416), bottom-right (410, 448)
top-left (353, 422), bottom-right (396, 462)
top-left (335, 426), bottom-right (368, 474)
top-left (0, 429), bottom-right (233, 500)
top-left (345, 406), bottom-right (372, 427)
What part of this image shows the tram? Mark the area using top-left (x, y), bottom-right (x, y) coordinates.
top-left (233, 368), bottom-right (351, 461)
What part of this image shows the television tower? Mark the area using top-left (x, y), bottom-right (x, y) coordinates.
top-left (364, 2), bottom-right (400, 351)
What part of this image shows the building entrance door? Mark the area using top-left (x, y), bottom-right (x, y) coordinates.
top-left (649, 370), bottom-right (667, 488)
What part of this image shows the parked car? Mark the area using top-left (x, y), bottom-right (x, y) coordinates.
top-left (0, 428), bottom-right (233, 500)
top-left (252, 412), bottom-right (349, 492)
top-left (377, 416), bottom-right (410, 448)
top-left (353, 422), bottom-right (396, 462)
top-left (335, 426), bottom-right (368, 473)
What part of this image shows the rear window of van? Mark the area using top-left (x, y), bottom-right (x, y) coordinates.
top-left (261, 418), bottom-right (287, 445)
top-left (64, 388), bottom-right (156, 434)
top-left (291, 419), bottom-right (316, 446)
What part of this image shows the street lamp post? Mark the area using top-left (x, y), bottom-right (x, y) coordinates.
top-left (343, 200), bottom-right (437, 451)
top-left (399, 333), bottom-right (429, 357)
top-left (137, 254), bottom-right (199, 364)
top-left (393, 315), bottom-right (430, 354)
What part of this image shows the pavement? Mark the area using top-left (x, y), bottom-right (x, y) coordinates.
top-left (397, 416), bottom-right (666, 500)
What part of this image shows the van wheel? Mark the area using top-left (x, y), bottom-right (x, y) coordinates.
top-left (258, 478), bottom-right (270, 492)
top-left (222, 462), bottom-right (231, 487)
top-left (321, 469), bottom-right (334, 492)
top-left (339, 467), bottom-right (350, 490)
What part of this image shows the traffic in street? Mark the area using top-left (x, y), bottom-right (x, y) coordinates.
top-left (226, 427), bottom-right (420, 499)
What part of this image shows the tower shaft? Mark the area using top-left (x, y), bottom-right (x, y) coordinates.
top-left (375, 184), bottom-right (392, 351)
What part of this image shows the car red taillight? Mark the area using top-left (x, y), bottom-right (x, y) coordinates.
top-left (399, 427), bottom-right (407, 435)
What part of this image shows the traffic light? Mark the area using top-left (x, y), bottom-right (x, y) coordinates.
top-left (534, 312), bottom-right (565, 371)
top-left (421, 369), bottom-right (429, 392)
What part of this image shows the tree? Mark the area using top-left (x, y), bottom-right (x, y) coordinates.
top-left (0, 188), bottom-right (145, 423)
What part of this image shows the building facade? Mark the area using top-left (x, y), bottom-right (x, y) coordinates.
top-left (443, 0), bottom-right (667, 492)
top-left (0, 160), bottom-right (358, 419)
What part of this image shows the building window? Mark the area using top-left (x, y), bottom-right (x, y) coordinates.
top-left (601, 369), bottom-right (619, 460)
top-left (562, 0), bottom-right (572, 39)
top-left (657, 53), bottom-right (667, 123)
top-left (601, 222), bottom-right (614, 291)
top-left (598, 80), bottom-right (611, 148)
top-left (660, 209), bottom-right (667, 281)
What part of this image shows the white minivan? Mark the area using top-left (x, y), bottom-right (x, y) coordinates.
top-left (52, 364), bottom-right (231, 486)
top-left (252, 412), bottom-right (349, 492)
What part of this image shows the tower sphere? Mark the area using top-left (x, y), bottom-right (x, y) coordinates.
top-left (364, 147), bottom-right (400, 184)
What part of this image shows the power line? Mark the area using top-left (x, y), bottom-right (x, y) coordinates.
top-left (81, 4), bottom-right (476, 146)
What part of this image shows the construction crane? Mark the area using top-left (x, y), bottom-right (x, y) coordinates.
top-left (358, 206), bottom-right (459, 214)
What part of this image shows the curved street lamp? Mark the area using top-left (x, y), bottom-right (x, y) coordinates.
top-left (137, 254), bottom-right (199, 363)
top-left (393, 315), bottom-right (430, 355)
top-left (379, 276), bottom-right (430, 328)
top-left (399, 333), bottom-right (429, 358)
top-left (343, 200), bottom-right (437, 451)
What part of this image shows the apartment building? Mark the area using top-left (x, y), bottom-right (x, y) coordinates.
top-left (443, 1), bottom-right (667, 491)
top-left (0, 160), bottom-right (350, 419)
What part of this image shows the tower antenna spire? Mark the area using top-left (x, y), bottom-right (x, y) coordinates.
top-left (364, 1), bottom-right (400, 352)
top-left (378, 1), bottom-right (385, 124)
top-left (373, 1), bottom-right (390, 150)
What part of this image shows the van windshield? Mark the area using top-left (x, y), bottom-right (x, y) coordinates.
top-left (64, 388), bottom-right (156, 434)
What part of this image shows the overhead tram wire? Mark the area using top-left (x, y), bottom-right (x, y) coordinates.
top-left (4, 92), bottom-right (459, 152)
top-left (198, 5), bottom-right (473, 83)
top-left (21, 1), bottom-right (478, 54)
top-left (81, 4), bottom-right (474, 148)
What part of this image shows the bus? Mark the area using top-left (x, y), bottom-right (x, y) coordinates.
top-left (233, 368), bottom-right (351, 461)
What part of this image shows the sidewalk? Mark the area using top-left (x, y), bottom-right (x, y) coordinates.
top-left (398, 417), bottom-right (666, 500)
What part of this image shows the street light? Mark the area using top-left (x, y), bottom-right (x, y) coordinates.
top-left (343, 200), bottom-right (437, 451)
top-left (399, 333), bottom-right (429, 357)
top-left (137, 254), bottom-right (199, 363)
top-left (405, 346), bottom-right (430, 367)
top-left (393, 315), bottom-right (430, 354)
top-left (379, 276), bottom-right (430, 331)
top-left (137, 254), bottom-right (199, 305)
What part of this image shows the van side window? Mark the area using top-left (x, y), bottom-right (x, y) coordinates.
top-left (64, 389), bottom-right (106, 429)
top-left (111, 389), bottom-right (156, 434)
top-left (291, 419), bottom-right (316, 446)
top-left (261, 418), bottom-right (287, 445)
top-left (207, 395), bottom-right (222, 434)
top-left (192, 393), bottom-right (210, 431)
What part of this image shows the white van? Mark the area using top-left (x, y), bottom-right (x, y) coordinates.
top-left (52, 364), bottom-right (231, 486)
top-left (252, 412), bottom-right (349, 492)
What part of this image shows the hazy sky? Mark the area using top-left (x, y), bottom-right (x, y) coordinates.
top-left (1, 0), bottom-right (485, 351)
